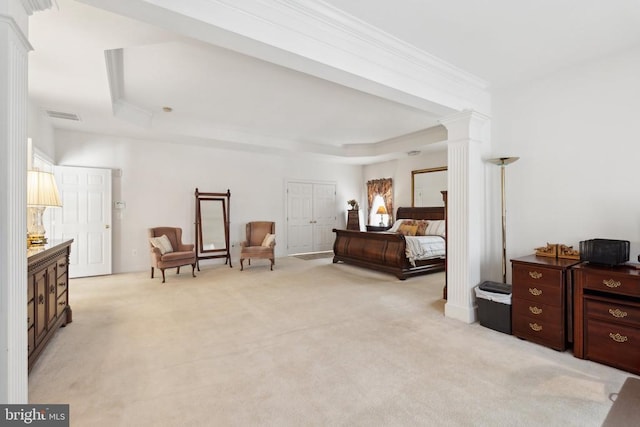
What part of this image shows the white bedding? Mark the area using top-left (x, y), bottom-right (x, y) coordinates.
top-left (404, 235), bottom-right (446, 266)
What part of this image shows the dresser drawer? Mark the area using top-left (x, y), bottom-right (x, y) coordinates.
top-left (513, 298), bottom-right (562, 322)
top-left (57, 292), bottom-right (68, 319)
top-left (513, 313), bottom-right (565, 350)
top-left (585, 296), bottom-right (640, 328)
top-left (513, 264), bottom-right (563, 286)
top-left (56, 257), bottom-right (68, 279)
top-left (28, 326), bottom-right (34, 356)
top-left (581, 270), bottom-right (640, 297)
top-left (513, 281), bottom-right (563, 306)
top-left (56, 274), bottom-right (68, 297)
top-left (585, 318), bottom-right (640, 375)
top-left (27, 301), bottom-right (34, 328)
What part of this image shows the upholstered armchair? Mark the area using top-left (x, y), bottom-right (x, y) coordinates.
top-left (148, 227), bottom-right (196, 283)
top-left (240, 221), bottom-right (275, 271)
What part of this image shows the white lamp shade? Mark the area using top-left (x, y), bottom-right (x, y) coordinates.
top-left (27, 170), bottom-right (62, 207)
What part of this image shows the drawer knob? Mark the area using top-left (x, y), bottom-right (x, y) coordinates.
top-left (58, 281), bottom-right (66, 288)
top-left (608, 308), bottom-right (628, 318)
top-left (529, 271), bottom-right (543, 279)
top-left (603, 279), bottom-right (621, 288)
top-left (529, 306), bottom-right (543, 315)
top-left (529, 323), bottom-right (543, 332)
top-left (609, 333), bottom-right (628, 343)
top-left (58, 301), bottom-right (66, 306)
top-left (528, 288), bottom-right (543, 296)
top-left (38, 294), bottom-right (44, 305)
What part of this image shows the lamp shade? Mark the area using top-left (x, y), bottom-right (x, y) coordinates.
top-left (376, 205), bottom-right (387, 215)
top-left (27, 170), bottom-right (62, 207)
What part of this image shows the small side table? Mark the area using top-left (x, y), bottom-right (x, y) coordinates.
top-left (366, 225), bottom-right (391, 232)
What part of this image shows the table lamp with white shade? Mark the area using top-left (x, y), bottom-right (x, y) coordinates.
top-left (27, 170), bottom-right (62, 247)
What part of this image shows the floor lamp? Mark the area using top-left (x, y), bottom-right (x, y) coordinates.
top-left (487, 157), bottom-right (519, 283)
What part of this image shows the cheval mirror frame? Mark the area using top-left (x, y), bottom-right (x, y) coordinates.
top-left (195, 189), bottom-right (232, 270)
top-left (411, 166), bottom-right (447, 207)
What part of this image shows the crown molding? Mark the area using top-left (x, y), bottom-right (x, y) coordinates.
top-left (20, 0), bottom-right (52, 15)
top-left (80, 0), bottom-right (490, 115)
top-left (0, 14), bottom-right (33, 51)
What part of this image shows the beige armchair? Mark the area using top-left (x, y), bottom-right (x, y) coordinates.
top-left (240, 221), bottom-right (275, 271)
top-left (148, 227), bottom-right (196, 283)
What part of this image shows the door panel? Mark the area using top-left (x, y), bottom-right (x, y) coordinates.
top-left (287, 182), bottom-right (313, 254)
top-left (287, 181), bottom-right (336, 254)
top-left (52, 166), bottom-right (112, 278)
top-left (312, 183), bottom-right (336, 252)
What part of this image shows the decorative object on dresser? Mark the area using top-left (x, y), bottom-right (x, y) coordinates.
top-left (195, 189), bottom-right (232, 269)
top-left (573, 263), bottom-right (640, 375)
top-left (535, 242), bottom-right (581, 260)
top-left (579, 238), bottom-right (630, 266)
top-left (535, 243), bottom-right (558, 258)
top-left (28, 239), bottom-right (73, 371)
top-left (511, 255), bottom-right (580, 351)
top-left (26, 170), bottom-right (62, 247)
top-left (333, 192), bottom-right (447, 282)
top-left (487, 156), bottom-right (519, 283)
top-left (347, 199), bottom-right (359, 210)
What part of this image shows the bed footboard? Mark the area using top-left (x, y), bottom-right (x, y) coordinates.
top-left (332, 229), bottom-right (444, 280)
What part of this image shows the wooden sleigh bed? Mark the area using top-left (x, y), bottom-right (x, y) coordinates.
top-left (332, 201), bottom-right (447, 281)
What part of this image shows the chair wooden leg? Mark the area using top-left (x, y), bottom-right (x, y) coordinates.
top-left (161, 269), bottom-right (166, 283)
top-left (191, 264), bottom-right (196, 277)
top-left (240, 258), bottom-right (244, 271)
top-left (176, 266), bottom-right (181, 275)
top-left (270, 259), bottom-right (274, 271)
top-left (151, 267), bottom-right (154, 278)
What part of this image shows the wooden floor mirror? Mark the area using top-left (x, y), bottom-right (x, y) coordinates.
top-left (195, 189), bottom-right (232, 269)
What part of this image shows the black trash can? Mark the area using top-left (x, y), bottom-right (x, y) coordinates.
top-left (475, 281), bottom-right (512, 334)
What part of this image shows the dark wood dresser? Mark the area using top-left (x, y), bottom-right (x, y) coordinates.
top-left (346, 209), bottom-right (360, 230)
top-left (573, 263), bottom-right (640, 375)
top-left (511, 255), bottom-right (580, 351)
top-left (28, 239), bottom-right (73, 371)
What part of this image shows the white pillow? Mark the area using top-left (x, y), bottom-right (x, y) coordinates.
top-left (425, 220), bottom-right (446, 237)
top-left (150, 234), bottom-right (174, 254)
top-left (261, 233), bottom-right (276, 247)
top-left (388, 219), bottom-right (406, 232)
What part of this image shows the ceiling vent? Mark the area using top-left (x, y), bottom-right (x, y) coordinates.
top-left (46, 110), bottom-right (81, 121)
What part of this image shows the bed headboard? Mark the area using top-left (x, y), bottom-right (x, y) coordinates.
top-left (396, 206), bottom-right (445, 221)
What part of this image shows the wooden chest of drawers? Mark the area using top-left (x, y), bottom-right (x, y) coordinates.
top-left (27, 239), bottom-right (73, 372)
top-left (574, 263), bottom-right (640, 375)
top-left (347, 209), bottom-right (360, 231)
top-left (511, 255), bottom-right (580, 350)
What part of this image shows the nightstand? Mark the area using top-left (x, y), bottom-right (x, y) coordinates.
top-left (366, 225), bottom-right (391, 232)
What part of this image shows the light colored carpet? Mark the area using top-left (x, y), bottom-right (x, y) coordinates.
top-left (28, 257), bottom-right (634, 426)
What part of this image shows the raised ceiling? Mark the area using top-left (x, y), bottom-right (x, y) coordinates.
top-left (28, 0), bottom-right (640, 163)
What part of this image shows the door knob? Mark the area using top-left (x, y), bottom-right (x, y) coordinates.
top-left (105, 225), bottom-right (110, 229)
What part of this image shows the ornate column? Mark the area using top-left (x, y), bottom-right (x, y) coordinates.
top-left (440, 110), bottom-right (490, 323)
top-left (0, 0), bottom-right (51, 404)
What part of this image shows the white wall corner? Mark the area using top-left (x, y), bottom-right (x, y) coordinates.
top-left (19, 0), bottom-right (52, 15)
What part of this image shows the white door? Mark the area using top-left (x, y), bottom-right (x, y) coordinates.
top-left (51, 166), bottom-right (112, 278)
top-left (286, 181), bottom-right (336, 254)
top-left (312, 183), bottom-right (337, 252)
top-left (286, 182), bottom-right (314, 254)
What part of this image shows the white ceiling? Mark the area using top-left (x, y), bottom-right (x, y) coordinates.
top-left (28, 0), bottom-right (640, 163)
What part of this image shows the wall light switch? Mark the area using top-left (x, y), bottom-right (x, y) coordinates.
top-left (114, 201), bottom-right (126, 209)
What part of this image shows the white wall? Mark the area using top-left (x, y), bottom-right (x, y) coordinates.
top-left (363, 146), bottom-right (447, 220)
top-left (492, 46), bottom-right (640, 278)
top-left (27, 101), bottom-right (55, 161)
top-left (53, 129), bottom-right (363, 273)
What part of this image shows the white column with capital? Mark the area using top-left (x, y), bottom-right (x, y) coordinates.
top-left (440, 110), bottom-right (491, 323)
top-left (0, 0), bottom-right (51, 403)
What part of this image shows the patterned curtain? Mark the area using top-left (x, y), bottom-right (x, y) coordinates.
top-left (366, 178), bottom-right (393, 223)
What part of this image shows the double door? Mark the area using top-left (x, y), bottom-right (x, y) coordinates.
top-left (286, 181), bottom-right (336, 254)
